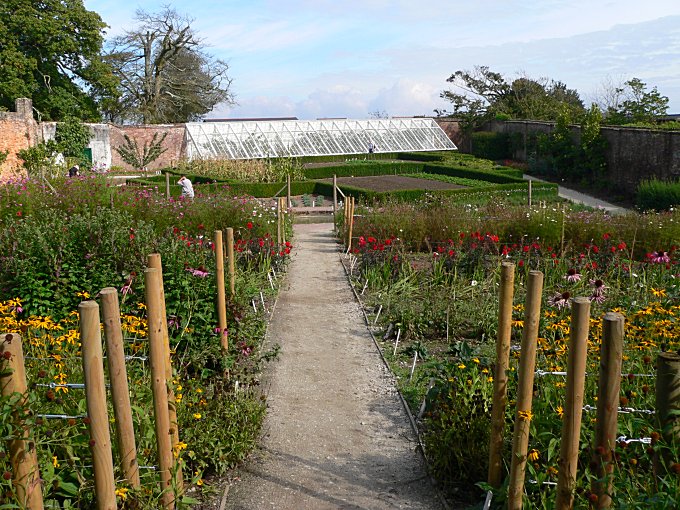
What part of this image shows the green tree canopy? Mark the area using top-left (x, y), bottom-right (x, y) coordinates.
top-left (603, 78), bottom-right (669, 125)
top-left (438, 66), bottom-right (585, 129)
top-left (0, 0), bottom-right (118, 121)
top-left (104, 7), bottom-right (234, 124)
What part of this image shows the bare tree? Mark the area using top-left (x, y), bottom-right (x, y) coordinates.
top-left (105, 6), bottom-right (234, 123)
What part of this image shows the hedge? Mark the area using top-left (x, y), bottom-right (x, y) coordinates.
top-left (303, 161), bottom-right (424, 179)
top-left (636, 178), bottom-right (680, 211)
top-left (470, 131), bottom-right (511, 161)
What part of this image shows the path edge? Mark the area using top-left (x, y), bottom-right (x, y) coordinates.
top-left (339, 251), bottom-right (452, 510)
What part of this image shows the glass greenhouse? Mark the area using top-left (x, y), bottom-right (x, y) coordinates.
top-left (184, 118), bottom-right (457, 160)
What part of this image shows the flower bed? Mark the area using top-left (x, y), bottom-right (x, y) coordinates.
top-left (0, 175), bottom-right (291, 506)
top-left (343, 202), bottom-right (680, 508)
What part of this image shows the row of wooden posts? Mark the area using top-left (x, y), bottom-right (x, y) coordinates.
top-left (488, 263), bottom-right (680, 509)
top-left (0, 229), bottom-right (243, 509)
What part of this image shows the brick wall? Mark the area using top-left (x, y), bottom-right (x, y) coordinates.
top-left (0, 98), bottom-right (40, 180)
top-left (434, 119), bottom-right (466, 151)
top-left (109, 124), bottom-right (186, 171)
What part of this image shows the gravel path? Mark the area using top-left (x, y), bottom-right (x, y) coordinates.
top-left (223, 222), bottom-right (443, 510)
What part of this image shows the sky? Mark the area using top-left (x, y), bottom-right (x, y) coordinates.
top-left (84, 0), bottom-right (680, 120)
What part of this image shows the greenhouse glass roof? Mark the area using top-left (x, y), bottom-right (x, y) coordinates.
top-left (185, 118), bottom-right (456, 160)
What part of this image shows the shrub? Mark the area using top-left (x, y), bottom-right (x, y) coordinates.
top-left (470, 131), bottom-right (511, 161)
top-left (636, 178), bottom-right (680, 211)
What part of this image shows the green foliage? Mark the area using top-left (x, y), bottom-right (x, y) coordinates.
top-left (0, 0), bottom-right (117, 120)
top-left (17, 141), bottom-right (62, 179)
top-left (54, 116), bottom-right (92, 165)
top-left (115, 132), bottom-right (168, 169)
top-left (0, 150), bottom-right (8, 166)
top-left (470, 131), bottom-right (511, 161)
top-left (605, 78), bottom-right (669, 125)
top-left (438, 66), bottom-right (584, 129)
top-left (303, 161), bottom-right (424, 179)
top-left (636, 178), bottom-right (680, 211)
top-left (536, 104), bottom-right (607, 182)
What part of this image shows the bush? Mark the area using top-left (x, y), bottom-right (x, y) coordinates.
top-left (636, 178), bottom-right (680, 211)
top-left (470, 131), bottom-right (511, 161)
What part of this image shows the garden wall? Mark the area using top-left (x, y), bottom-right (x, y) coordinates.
top-left (108, 124), bottom-right (186, 171)
top-left (488, 119), bottom-right (680, 194)
top-left (0, 98), bottom-right (40, 180)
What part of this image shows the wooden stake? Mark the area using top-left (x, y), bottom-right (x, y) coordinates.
top-left (226, 227), bottom-right (236, 298)
top-left (79, 301), bottom-right (117, 510)
top-left (347, 196), bottom-right (355, 251)
top-left (592, 312), bottom-right (624, 509)
top-left (277, 198), bottom-right (282, 246)
top-left (657, 352), bottom-right (680, 445)
top-left (281, 197), bottom-right (286, 245)
top-left (147, 254), bottom-right (181, 487)
top-left (333, 174), bottom-right (338, 231)
top-left (214, 232), bottom-right (228, 351)
top-left (145, 269), bottom-right (175, 509)
top-left (165, 172), bottom-right (170, 199)
top-left (488, 262), bottom-right (516, 488)
top-left (100, 288), bottom-right (140, 488)
top-left (555, 297), bottom-right (591, 509)
top-left (528, 179), bottom-right (532, 208)
top-left (287, 174), bottom-right (291, 209)
top-left (0, 333), bottom-right (44, 510)
top-left (507, 270), bottom-right (544, 510)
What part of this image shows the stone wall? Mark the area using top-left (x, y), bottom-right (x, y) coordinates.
top-left (0, 98), bottom-right (40, 180)
top-left (488, 120), bottom-right (680, 195)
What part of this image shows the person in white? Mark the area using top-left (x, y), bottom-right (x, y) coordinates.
top-left (178, 175), bottom-right (194, 199)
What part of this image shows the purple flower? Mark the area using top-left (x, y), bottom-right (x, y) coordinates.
top-left (648, 251), bottom-right (671, 264)
top-left (564, 268), bottom-right (581, 283)
top-left (589, 279), bottom-right (607, 297)
top-left (548, 291), bottom-right (571, 310)
top-left (186, 267), bottom-right (209, 278)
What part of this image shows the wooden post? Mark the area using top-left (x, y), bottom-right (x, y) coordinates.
top-left (333, 174), bottom-right (338, 231)
top-left (488, 262), bottom-right (515, 488)
top-left (592, 312), bottom-right (624, 508)
top-left (214, 232), bottom-right (228, 351)
top-left (147, 254), bottom-right (181, 471)
top-left (528, 179), bottom-right (532, 208)
top-left (276, 198), bottom-right (282, 246)
top-left (145, 269), bottom-right (175, 509)
top-left (165, 172), bottom-right (170, 199)
top-left (226, 227), bottom-right (236, 298)
top-left (657, 352), bottom-right (680, 444)
top-left (100, 288), bottom-right (140, 488)
top-left (287, 174), bottom-right (291, 209)
top-left (79, 301), bottom-right (117, 510)
top-left (0, 333), bottom-right (44, 509)
top-left (555, 297), bottom-right (591, 509)
top-left (507, 270), bottom-right (544, 510)
top-left (281, 197), bottom-right (286, 245)
top-left (347, 196), bottom-right (355, 251)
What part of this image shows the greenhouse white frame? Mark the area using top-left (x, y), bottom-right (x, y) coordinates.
top-left (184, 118), bottom-right (457, 160)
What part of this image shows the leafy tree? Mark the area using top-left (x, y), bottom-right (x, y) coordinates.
top-left (0, 0), bottom-right (118, 121)
top-left (114, 133), bottom-right (168, 170)
top-left (54, 116), bottom-right (92, 166)
top-left (437, 66), bottom-right (584, 129)
top-left (603, 78), bottom-right (669, 125)
top-left (105, 7), bottom-right (234, 124)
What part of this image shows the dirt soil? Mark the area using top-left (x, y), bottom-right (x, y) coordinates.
top-left (323, 175), bottom-right (465, 192)
top-left (211, 222), bottom-right (444, 510)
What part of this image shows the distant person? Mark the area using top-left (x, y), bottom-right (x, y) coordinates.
top-left (177, 175), bottom-right (195, 199)
top-left (68, 164), bottom-right (80, 177)
top-left (368, 142), bottom-right (375, 154)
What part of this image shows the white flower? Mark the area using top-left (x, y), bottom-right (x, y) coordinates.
top-left (471, 280), bottom-right (478, 287)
